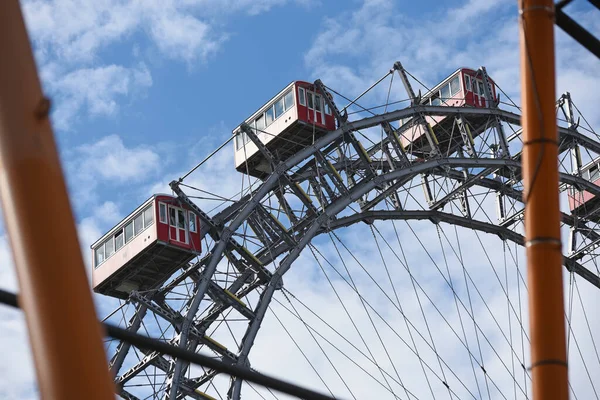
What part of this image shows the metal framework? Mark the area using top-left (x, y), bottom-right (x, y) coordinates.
top-left (101, 63), bottom-right (600, 400)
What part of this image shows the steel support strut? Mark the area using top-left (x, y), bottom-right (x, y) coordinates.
top-left (229, 214), bottom-right (333, 399)
top-left (109, 304), bottom-right (148, 375)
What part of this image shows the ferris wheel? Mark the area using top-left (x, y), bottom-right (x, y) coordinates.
top-left (95, 61), bottom-right (600, 400)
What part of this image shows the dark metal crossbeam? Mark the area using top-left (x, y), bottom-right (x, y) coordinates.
top-left (325, 210), bottom-right (600, 289)
top-left (0, 288), bottom-right (339, 400)
top-left (555, 0), bottom-right (600, 59)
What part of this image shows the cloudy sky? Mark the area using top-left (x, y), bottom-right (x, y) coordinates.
top-left (1, 0), bottom-right (600, 399)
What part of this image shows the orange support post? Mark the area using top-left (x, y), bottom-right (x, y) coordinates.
top-left (0, 1), bottom-right (114, 399)
top-left (519, 1), bottom-right (569, 399)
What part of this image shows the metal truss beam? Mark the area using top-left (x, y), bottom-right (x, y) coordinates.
top-left (300, 159), bottom-right (600, 289)
top-left (329, 210), bottom-right (521, 242)
top-left (296, 157), bottom-right (600, 223)
top-left (478, 66), bottom-right (511, 157)
top-left (200, 155), bottom-right (600, 398)
top-left (176, 371), bottom-right (219, 400)
top-left (229, 215), bottom-right (334, 399)
top-left (195, 106), bottom-right (600, 245)
top-left (254, 204), bottom-right (296, 247)
top-left (381, 121), bottom-right (411, 167)
top-left (252, 173), bottom-right (600, 266)
top-left (429, 167), bottom-right (493, 211)
top-left (393, 61), bottom-right (418, 103)
top-left (427, 163), bottom-right (600, 213)
top-left (427, 168), bottom-right (600, 241)
top-left (455, 117), bottom-right (477, 157)
top-left (242, 122), bottom-right (278, 169)
top-left (225, 157), bottom-right (600, 399)
top-left (118, 100), bottom-right (600, 399)
top-left (130, 292), bottom-right (182, 324)
top-left (109, 303), bottom-right (148, 376)
top-left (116, 344), bottom-right (203, 399)
top-left (315, 79), bottom-right (376, 180)
top-left (570, 236), bottom-right (600, 260)
top-left (116, 338), bottom-right (178, 386)
top-left (122, 250), bottom-right (258, 395)
top-left (156, 257), bottom-right (210, 299)
top-left (273, 186), bottom-right (300, 226)
top-left (172, 183), bottom-right (272, 281)
top-left (325, 210), bottom-right (599, 288)
top-left (314, 150), bottom-right (349, 196)
top-left (282, 175), bottom-right (320, 217)
top-left (206, 280), bottom-right (255, 320)
top-left (555, 0), bottom-right (600, 59)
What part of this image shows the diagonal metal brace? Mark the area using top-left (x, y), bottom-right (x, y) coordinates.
top-left (314, 79), bottom-right (377, 180)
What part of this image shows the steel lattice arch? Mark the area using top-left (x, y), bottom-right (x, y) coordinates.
top-left (100, 63), bottom-right (600, 400)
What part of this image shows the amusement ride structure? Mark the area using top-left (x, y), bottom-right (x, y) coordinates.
top-left (0, 1), bottom-right (599, 400)
top-left (92, 62), bottom-right (600, 399)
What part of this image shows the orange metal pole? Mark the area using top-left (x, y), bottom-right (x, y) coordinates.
top-left (519, 1), bottom-right (569, 399)
top-left (0, 1), bottom-right (114, 399)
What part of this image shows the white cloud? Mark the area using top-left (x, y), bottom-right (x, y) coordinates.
top-left (63, 134), bottom-right (161, 209)
top-left (75, 134), bottom-right (160, 183)
top-left (20, 0), bottom-right (319, 130)
top-left (303, 0), bottom-right (600, 128)
top-left (23, 0), bottom-right (135, 64)
top-left (22, 0), bottom-right (219, 65)
top-left (20, 0), bottom-right (302, 129)
top-left (46, 63), bottom-right (152, 130)
top-left (147, 11), bottom-right (223, 64)
top-left (447, 0), bottom-right (511, 28)
top-left (0, 308), bottom-right (37, 400)
top-left (180, 0), bottom-right (316, 16)
top-left (0, 235), bottom-right (17, 292)
top-left (22, 0), bottom-right (311, 67)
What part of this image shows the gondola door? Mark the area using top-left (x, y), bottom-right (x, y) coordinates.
top-left (473, 79), bottom-right (486, 108)
top-left (168, 205), bottom-right (188, 244)
top-left (306, 91), bottom-right (325, 125)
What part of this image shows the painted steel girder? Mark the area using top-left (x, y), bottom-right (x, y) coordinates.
top-left (175, 370), bottom-right (219, 400)
top-left (116, 340), bottom-right (177, 386)
top-left (151, 103), bottom-right (600, 399)
top-left (236, 157), bottom-right (600, 290)
top-left (429, 169), bottom-right (600, 242)
top-left (197, 106), bottom-right (600, 247)
top-left (116, 275), bottom-right (258, 395)
top-left (325, 210), bottom-right (599, 289)
top-left (117, 346), bottom-right (206, 400)
top-left (241, 157), bottom-right (600, 289)
top-left (109, 303), bottom-right (148, 376)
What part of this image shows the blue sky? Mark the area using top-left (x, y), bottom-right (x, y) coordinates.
top-left (1, 0), bottom-right (600, 398)
top-left (21, 0), bottom-right (598, 228)
top-left (30, 0), bottom-right (594, 235)
top-left (28, 0), bottom-right (522, 221)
